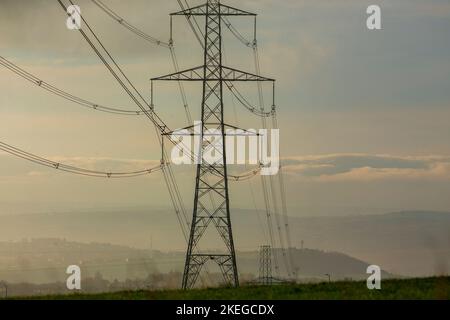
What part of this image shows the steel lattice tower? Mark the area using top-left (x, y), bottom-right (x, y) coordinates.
top-left (152, 0), bottom-right (274, 289)
top-left (259, 245), bottom-right (273, 285)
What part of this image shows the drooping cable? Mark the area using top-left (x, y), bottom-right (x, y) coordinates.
top-left (85, 0), bottom-right (214, 284)
top-left (224, 43), bottom-right (269, 246)
top-left (0, 56), bottom-right (149, 116)
top-left (89, 0), bottom-right (193, 124)
top-left (61, 0), bottom-right (228, 176)
top-left (0, 141), bottom-right (163, 178)
top-left (252, 40), bottom-right (292, 277)
top-left (58, 0), bottom-right (173, 137)
top-left (176, 1), bottom-right (278, 278)
top-left (177, 0), bottom-right (204, 48)
top-left (91, 0), bottom-right (170, 48)
top-left (229, 9), bottom-right (295, 275)
top-left (271, 113), bottom-right (297, 278)
top-left (252, 40), bottom-right (296, 278)
top-left (56, 0), bottom-right (195, 263)
top-left (225, 82), bottom-right (272, 117)
top-left (169, 46), bottom-right (193, 125)
top-left (223, 16), bottom-right (253, 48)
top-left (175, 0), bottom-right (273, 118)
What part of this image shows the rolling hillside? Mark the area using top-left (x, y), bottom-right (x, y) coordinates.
top-left (0, 209), bottom-right (448, 276)
top-left (0, 239), bottom-right (389, 286)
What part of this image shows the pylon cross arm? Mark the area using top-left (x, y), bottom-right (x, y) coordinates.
top-left (222, 66), bottom-right (274, 82)
top-left (151, 66), bottom-right (274, 82)
top-left (171, 3), bottom-right (256, 17)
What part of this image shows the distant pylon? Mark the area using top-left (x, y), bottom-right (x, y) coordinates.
top-left (258, 245), bottom-right (273, 285)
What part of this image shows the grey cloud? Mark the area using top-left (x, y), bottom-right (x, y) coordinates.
top-left (282, 154), bottom-right (450, 179)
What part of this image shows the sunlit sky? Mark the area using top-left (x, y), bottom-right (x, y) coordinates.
top-left (0, 0), bottom-right (450, 216)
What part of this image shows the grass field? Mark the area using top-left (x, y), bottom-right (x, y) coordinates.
top-left (13, 277), bottom-right (450, 300)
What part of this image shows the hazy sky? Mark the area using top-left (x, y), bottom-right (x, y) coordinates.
top-left (0, 0), bottom-right (450, 216)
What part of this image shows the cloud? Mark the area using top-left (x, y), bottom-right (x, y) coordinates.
top-left (3, 149), bottom-right (450, 183)
top-left (283, 154), bottom-right (450, 182)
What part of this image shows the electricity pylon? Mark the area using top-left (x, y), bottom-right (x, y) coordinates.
top-left (259, 245), bottom-right (273, 285)
top-left (152, 0), bottom-right (274, 290)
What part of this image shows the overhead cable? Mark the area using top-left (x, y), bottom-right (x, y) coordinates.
top-left (0, 141), bottom-right (163, 178)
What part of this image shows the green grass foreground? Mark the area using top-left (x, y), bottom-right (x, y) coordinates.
top-left (12, 277), bottom-right (450, 300)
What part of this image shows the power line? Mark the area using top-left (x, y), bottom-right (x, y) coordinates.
top-left (91, 0), bottom-right (170, 48)
top-left (252, 38), bottom-right (296, 278)
top-left (224, 41), bottom-right (269, 244)
top-left (0, 1), bottom-right (261, 236)
top-left (176, 0), bottom-right (204, 47)
top-left (4, 0), bottom-right (268, 285)
top-left (90, 0), bottom-right (260, 287)
top-left (60, 1), bottom-right (257, 288)
top-left (169, 0), bottom-right (290, 280)
top-left (78, 0), bottom-right (196, 252)
top-left (57, 1), bottom-right (211, 232)
top-left (223, 8), bottom-right (296, 277)
top-left (175, 0), bottom-right (288, 283)
top-left (271, 113), bottom-right (297, 278)
top-left (0, 56), bottom-right (149, 116)
top-left (83, 2), bottom-right (262, 180)
top-left (60, 0), bottom-right (226, 176)
top-left (78, 0), bottom-right (194, 242)
top-left (168, 45), bottom-right (193, 125)
top-left (223, 16), bottom-right (253, 48)
top-left (89, 0), bottom-right (193, 124)
top-left (225, 82), bottom-right (273, 117)
top-left (58, 0), bottom-right (172, 138)
top-left (0, 141), bottom-right (163, 178)
top-left (251, 44), bottom-right (281, 276)
top-left (181, 1), bottom-right (270, 249)
top-left (175, 0), bottom-right (274, 118)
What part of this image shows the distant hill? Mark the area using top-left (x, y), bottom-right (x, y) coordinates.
top-left (239, 248), bottom-right (393, 281)
top-left (287, 211), bottom-right (450, 277)
top-left (0, 239), bottom-right (390, 285)
top-left (0, 209), bottom-right (448, 277)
